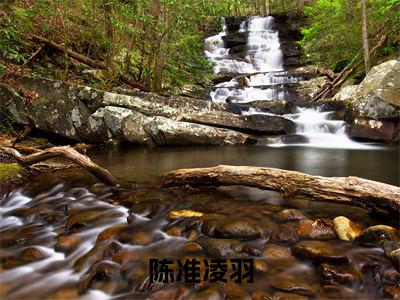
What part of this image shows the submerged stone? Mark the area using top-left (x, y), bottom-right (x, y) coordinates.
top-left (357, 225), bottom-right (399, 246)
top-left (168, 210), bottom-right (203, 220)
top-left (263, 244), bottom-right (294, 260)
top-left (273, 209), bottom-right (308, 222)
top-left (318, 263), bottom-right (361, 285)
top-left (297, 218), bottom-right (336, 240)
top-left (271, 223), bottom-right (300, 243)
top-left (271, 273), bottom-right (316, 297)
top-left (212, 218), bottom-right (262, 239)
top-left (333, 216), bottom-right (362, 241)
top-left (198, 238), bottom-right (241, 258)
top-left (291, 241), bottom-right (349, 265)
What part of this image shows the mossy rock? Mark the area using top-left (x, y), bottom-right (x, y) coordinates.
top-left (0, 163), bottom-right (23, 183)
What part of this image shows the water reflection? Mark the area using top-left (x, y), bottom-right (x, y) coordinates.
top-left (89, 146), bottom-right (399, 185)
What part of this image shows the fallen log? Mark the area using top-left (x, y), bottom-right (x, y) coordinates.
top-left (159, 165), bottom-right (400, 215)
top-left (0, 146), bottom-right (119, 186)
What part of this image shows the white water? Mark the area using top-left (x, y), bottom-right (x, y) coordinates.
top-left (205, 16), bottom-right (377, 149)
top-left (0, 186), bottom-right (129, 299)
top-left (276, 107), bottom-right (381, 149)
top-left (206, 16), bottom-right (297, 103)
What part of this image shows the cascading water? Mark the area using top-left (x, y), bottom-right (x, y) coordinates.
top-left (0, 184), bottom-right (128, 299)
top-left (206, 16), bottom-right (298, 104)
top-left (280, 107), bottom-right (379, 149)
top-left (205, 16), bottom-right (377, 149)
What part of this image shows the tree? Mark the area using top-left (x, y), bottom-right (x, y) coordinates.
top-left (361, 0), bottom-right (370, 73)
top-left (300, 0), bottom-right (400, 73)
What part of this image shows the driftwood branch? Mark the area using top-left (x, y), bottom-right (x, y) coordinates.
top-left (0, 146), bottom-right (119, 186)
top-left (30, 35), bottom-right (149, 92)
top-left (159, 165), bottom-right (400, 215)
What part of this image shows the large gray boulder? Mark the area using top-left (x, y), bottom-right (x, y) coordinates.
top-left (142, 117), bottom-right (251, 146)
top-left (334, 60), bottom-right (400, 143)
top-left (1, 77), bottom-right (285, 146)
top-left (295, 76), bottom-right (330, 103)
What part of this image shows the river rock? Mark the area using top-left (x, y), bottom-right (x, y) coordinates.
top-left (165, 226), bottom-right (183, 237)
top-left (55, 235), bottom-right (81, 253)
top-left (66, 210), bottom-right (103, 234)
top-left (79, 261), bottom-right (121, 293)
top-left (198, 238), bottom-right (241, 258)
top-left (19, 247), bottom-right (48, 262)
top-left (346, 118), bottom-right (398, 143)
top-left (297, 218), bottom-right (336, 240)
top-left (73, 241), bottom-right (112, 272)
top-left (291, 241), bottom-right (349, 264)
top-left (211, 218), bottom-right (263, 239)
top-left (263, 244), bottom-right (294, 260)
top-left (168, 210), bottom-right (204, 220)
top-left (280, 134), bottom-right (309, 144)
top-left (1, 246), bottom-right (49, 268)
top-left (112, 250), bottom-right (142, 264)
top-left (272, 291), bottom-right (308, 300)
top-left (182, 241), bottom-right (203, 254)
top-left (117, 230), bottom-right (152, 246)
top-left (274, 209), bottom-right (308, 222)
top-left (384, 267), bottom-right (400, 284)
top-left (271, 273), bottom-right (316, 297)
top-left (224, 283), bottom-right (251, 300)
top-left (357, 225), bottom-right (399, 247)
top-left (382, 286), bottom-right (400, 299)
top-left (333, 216), bottom-right (362, 241)
top-left (237, 114), bottom-right (296, 134)
top-left (383, 241), bottom-right (400, 271)
top-left (254, 260), bottom-right (269, 273)
top-left (318, 263), bottom-right (361, 285)
top-left (388, 249), bottom-right (400, 271)
top-left (244, 100), bottom-right (292, 115)
top-left (271, 223), bottom-right (300, 243)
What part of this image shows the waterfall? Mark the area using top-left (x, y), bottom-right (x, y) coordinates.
top-left (279, 107), bottom-right (379, 149)
top-left (205, 16), bottom-right (377, 149)
top-left (206, 16), bottom-right (296, 104)
top-left (246, 16), bottom-right (283, 72)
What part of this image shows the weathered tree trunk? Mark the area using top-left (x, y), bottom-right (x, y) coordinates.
top-left (159, 165), bottom-right (400, 215)
top-left (0, 146), bottom-right (119, 186)
top-left (361, 0), bottom-right (370, 73)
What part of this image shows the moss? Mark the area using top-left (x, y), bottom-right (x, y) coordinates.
top-left (0, 163), bottom-right (23, 183)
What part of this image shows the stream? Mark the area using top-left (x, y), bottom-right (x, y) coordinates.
top-left (0, 15), bottom-right (399, 300)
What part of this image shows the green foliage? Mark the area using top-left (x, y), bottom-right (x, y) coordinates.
top-left (0, 22), bottom-right (27, 63)
top-left (300, 0), bottom-right (400, 70)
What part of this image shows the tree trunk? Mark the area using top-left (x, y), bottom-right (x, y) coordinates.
top-left (159, 165), bottom-right (400, 216)
top-left (0, 146), bottom-right (119, 186)
top-left (152, 50), bottom-right (166, 92)
top-left (103, 0), bottom-right (114, 68)
top-left (361, 0), bottom-right (370, 73)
